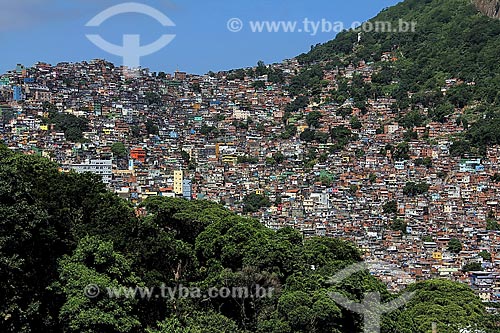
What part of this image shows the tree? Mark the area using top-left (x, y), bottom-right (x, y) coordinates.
top-left (393, 142), bottom-right (410, 161)
top-left (48, 112), bottom-right (88, 142)
top-left (394, 280), bottom-right (495, 333)
top-left (450, 140), bottom-right (471, 157)
top-left (145, 91), bottom-right (162, 105)
top-left (306, 111), bottom-right (323, 128)
top-left (337, 106), bottom-right (352, 118)
top-left (390, 218), bottom-right (407, 234)
top-left (350, 116), bottom-right (362, 129)
top-left (448, 238), bottom-right (463, 254)
top-left (403, 182), bottom-right (430, 197)
top-left (253, 80), bottom-right (266, 89)
top-left (130, 125), bottom-right (141, 138)
top-left (145, 119), bottom-right (159, 135)
top-left (200, 124), bottom-right (219, 136)
top-left (255, 60), bottom-right (267, 76)
top-left (429, 103), bottom-right (454, 123)
top-left (422, 235), bottom-right (434, 242)
top-left (399, 110), bottom-right (425, 129)
top-left (318, 153), bottom-right (328, 163)
top-left (277, 290), bottom-right (342, 332)
top-left (462, 262), bottom-right (483, 272)
top-left (280, 125), bottom-right (297, 139)
top-left (180, 150), bottom-right (190, 164)
top-left (478, 250), bottom-right (491, 261)
top-left (285, 96), bottom-right (309, 113)
top-left (491, 173), bottom-right (500, 183)
top-left (330, 126), bottom-right (354, 150)
top-left (111, 142), bottom-right (128, 159)
top-left (348, 184), bottom-right (359, 195)
top-left (486, 218), bottom-right (500, 230)
top-left (403, 130), bottom-right (418, 141)
top-left (319, 171), bottom-right (335, 186)
top-left (300, 128), bottom-right (316, 142)
top-left (273, 152), bottom-right (285, 164)
top-left (383, 200), bottom-right (398, 215)
top-left (65, 127), bottom-right (84, 142)
top-left (56, 236), bottom-right (141, 332)
top-left (242, 193), bottom-right (271, 213)
top-left (0, 146), bottom-right (138, 331)
top-left (148, 311), bottom-right (242, 333)
top-left (414, 157), bottom-right (433, 168)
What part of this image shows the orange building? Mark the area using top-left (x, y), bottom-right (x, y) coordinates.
top-left (130, 147), bottom-right (146, 163)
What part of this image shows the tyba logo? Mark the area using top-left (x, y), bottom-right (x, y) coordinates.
top-left (86, 2), bottom-right (176, 69)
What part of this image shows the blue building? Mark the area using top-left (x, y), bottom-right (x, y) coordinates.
top-left (182, 179), bottom-right (192, 200)
top-left (16, 64), bottom-right (25, 74)
top-left (13, 86), bottom-right (22, 101)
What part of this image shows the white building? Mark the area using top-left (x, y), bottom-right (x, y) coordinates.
top-left (71, 159), bottom-right (112, 184)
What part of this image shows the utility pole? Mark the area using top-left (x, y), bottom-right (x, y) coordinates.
top-left (432, 322), bottom-right (437, 333)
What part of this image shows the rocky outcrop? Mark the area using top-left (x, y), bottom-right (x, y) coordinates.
top-left (474, 0), bottom-right (500, 18)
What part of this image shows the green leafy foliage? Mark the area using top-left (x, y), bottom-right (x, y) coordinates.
top-left (4, 0), bottom-right (500, 328)
top-left (390, 219), bottom-right (407, 234)
top-left (382, 200), bottom-right (398, 214)
top-left (486, 218), bottom-right (500, 230)
top-left (242, 193), bottom-right (271, 213)
top-left (56, 236), bottom-right (141, 332)
top-left (403, 182), bottom-right (430, 196)
top-left (111, 142), bottom-right (128, 158)
top-left (145, 119), bottom-right (159, 136)
top-left (391, 280), bottom-right (494, 333)
top-left (306, 111), bottom-right (323, 128)
top-left (0, 145), bottom-right (138, 331)
top-left (330, 125), bottom-right (356, 150)
top-left (479, 250), bottom-right (492, 261)
top-left (448, 238), bottom-right (463, 253)
top-left (462, 262), bottom-right (483, 272)
top-left (48, 112), bottom-right (89, 141)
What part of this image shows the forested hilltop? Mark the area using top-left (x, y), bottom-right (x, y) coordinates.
top-left (293, 0), bottom-right (500, 156)
top-left (0, 147), bottom-right (497, 332)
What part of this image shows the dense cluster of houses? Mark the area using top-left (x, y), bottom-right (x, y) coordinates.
top-left (1, 58), bottom-right (500, 300)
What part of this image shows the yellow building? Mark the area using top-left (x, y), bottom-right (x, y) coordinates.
top-left (174, 170), bottom-right (183, 195)
top-left (222, 155), bottom-right (238, 165)
top-left (297, 125), bottom-right (308, 134)
top-left (432, 252), bottom-right (443, 260)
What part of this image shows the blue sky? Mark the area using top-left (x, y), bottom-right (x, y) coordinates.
top-left (0, 0), bottom-right (402, 75)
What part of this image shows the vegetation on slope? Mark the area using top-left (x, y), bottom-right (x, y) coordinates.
top-left (295, 0), bottom-right (500, 155)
